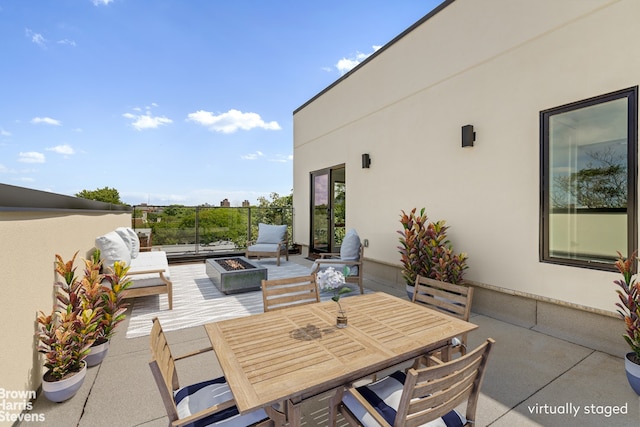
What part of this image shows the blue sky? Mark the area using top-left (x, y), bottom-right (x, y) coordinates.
top-left (0, 0), bottom-right (441, 206)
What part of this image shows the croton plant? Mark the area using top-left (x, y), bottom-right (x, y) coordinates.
top-left (614, 251), bottom-right (640, 363)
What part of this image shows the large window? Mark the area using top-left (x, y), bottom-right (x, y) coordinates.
top-left (541, 87), bottom-right (637, 270)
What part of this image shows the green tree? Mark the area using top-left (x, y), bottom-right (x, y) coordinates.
top-left (76, 187), bottom-right (124, 204)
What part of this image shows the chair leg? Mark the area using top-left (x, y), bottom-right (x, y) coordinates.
top-left (328, 387), bottom-right (345, 427)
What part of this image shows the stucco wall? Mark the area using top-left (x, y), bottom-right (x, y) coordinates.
top-left (293, 0), bottom-right (636, 313)
top-left (0, 211), bottom-right (130, 408)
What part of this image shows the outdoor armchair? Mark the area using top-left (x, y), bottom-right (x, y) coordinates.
top-left (329, 338), bottom-right (495, 427)
top-left (148, 317), bottom-right (285, 427)
top-left (246, 223), bottom-right (289, 266)
top-left (311, 228), bottom-right (364, 294)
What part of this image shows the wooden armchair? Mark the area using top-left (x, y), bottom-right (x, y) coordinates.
top-left (148, 317), bottom-right (285, 426)
top-left (311, 229), bottom-right (364, 294)
top-left (261, 275), bottom-right (320, 312)
top-left (329, 338), bottom-right (495, 427)
top-left (412, 275), bottom-right (474, 358)
top-left (246, 223), bottom-right (289, 266)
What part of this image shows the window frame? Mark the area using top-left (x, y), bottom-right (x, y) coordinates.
top-left (540, 87), bottom-right (638, 271)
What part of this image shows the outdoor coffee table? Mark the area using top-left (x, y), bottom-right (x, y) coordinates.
top-left (205, 256), bottom-right (267, 294)
top-left (204, 292), bottom-right (478, 427)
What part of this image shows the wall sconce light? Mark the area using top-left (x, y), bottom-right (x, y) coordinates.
top-left (461, 125), bottom-right (476, 147)
top-left (362, 153), bottom-right (371, 168)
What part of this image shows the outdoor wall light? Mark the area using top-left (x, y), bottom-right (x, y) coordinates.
top-left (362, 153), bottom-right (371, 168)
top-left (462, 125), bottom-right (476, 147)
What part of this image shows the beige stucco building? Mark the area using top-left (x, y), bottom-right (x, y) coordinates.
top-left (293, 0), bottom-right (638, 352)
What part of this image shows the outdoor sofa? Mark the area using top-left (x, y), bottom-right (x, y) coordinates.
top-left (95, 227), bottom-right (173, 310)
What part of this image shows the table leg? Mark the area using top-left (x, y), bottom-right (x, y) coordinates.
top-left (286, 399), bottom-right (302, 427)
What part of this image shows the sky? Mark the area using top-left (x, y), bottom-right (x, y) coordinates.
top-left (0, 0), bottom-right (442, 206)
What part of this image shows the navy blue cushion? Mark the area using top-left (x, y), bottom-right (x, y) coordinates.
top-left (174, 376), bottom-right (268, 427)
top-left (344, 370), bottom-right (467, 427)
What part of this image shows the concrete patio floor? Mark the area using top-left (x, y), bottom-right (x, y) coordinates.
top-left (21, 256), bottom-right (640, 427)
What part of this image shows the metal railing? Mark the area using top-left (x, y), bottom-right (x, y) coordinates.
top-left (132, 205), bottom-right (294, 258)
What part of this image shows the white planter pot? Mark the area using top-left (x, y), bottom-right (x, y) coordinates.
top-left (42, 362), bottom-right (87, 403)
top-left (85, 340), bottom-right (110, 367)
top-left (625, 352), bottom-right (640, 395)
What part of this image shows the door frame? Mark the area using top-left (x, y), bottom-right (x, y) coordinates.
top-left (309, 164), bottom-right (345, 254)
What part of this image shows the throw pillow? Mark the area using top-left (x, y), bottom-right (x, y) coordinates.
top-left (95, 231), bottom-right (132, 271)
top-left (115, 227), bottom-right (141, 258)
top-left (256, 223), bottom-right (287, 244)
top-left (340, 229), bottom-right (361, 261)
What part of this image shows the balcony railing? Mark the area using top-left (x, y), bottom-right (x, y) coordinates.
top-left (132, 205), bottom-right (294, 259)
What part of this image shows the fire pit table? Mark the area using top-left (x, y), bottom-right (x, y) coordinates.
top-left (205, 256), bottom-right (267, 294)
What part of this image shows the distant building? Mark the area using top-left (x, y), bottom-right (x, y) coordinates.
top-left (220, 198), bottom-right (230, 207)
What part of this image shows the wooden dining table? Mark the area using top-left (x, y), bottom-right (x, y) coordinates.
top-left (204, 292), bottom-right (478, 427)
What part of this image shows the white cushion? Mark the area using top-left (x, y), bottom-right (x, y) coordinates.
top-left (340, 229), bottom-right (361, 261)
top-left (343, 370), bottom-right (467, 427)
top-left (174, 376), bottom-right (268, 426)
top-left (95, 231), bottom-right (131, 271)
top-left (128, 251), bottom-right (171, 289)
top-left (115, 227), bottom-right (140, 259)
top-left (256, 223), bottom-right (287, 244)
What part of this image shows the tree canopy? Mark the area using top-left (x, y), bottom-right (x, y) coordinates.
top-left (76, 187), bottom-right (124, 205)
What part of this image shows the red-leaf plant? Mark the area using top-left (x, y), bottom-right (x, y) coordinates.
top-left (37, 252), bottom-right (99, 381)
top-left (398, 208), bottom-right (468, 286)
top-left (614, 251), bottom-right (640, 363)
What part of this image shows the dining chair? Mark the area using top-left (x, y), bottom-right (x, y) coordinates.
top-left (311, 228), bottom-right (364, 294)
top-left (329, 338), bottom-right (495, 427)
top-left (148, 317), bottom-right (285, 427)
top-left (261, 275), bottom-right (320, 312)
top-left (412, 275), bottom-right (474, 358)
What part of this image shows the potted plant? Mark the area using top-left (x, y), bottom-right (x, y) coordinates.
top-left (37, 252), bottom-right (99, 402)
top-left (81, 250), bottom-right (132, 366)
top-left (613, 251), bottom-right (640, 395)
top-left (397, 208), bottom-right (468, 299)
top-left (317, 266), bottom-right (352, 328)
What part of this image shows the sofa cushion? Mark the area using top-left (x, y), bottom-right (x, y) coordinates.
top-left (247, 243), bottom-right (281, 253)
top-left (128, 251), bottom-right (171, 289)
top-left (115, 227), bottom-right (140, 259)
top-left (256, 223), bottom-right (287, 244)
top-left (96, 231), bottom-right (131, 271)
top-left (340, 229), bottom-right (361, 261)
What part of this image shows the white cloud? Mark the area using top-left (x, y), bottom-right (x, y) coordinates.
top-left (57, 38), bottom-right (77, 47)
top-left (92, 0), bottom-right (114, 6)
top-left (123, 104), bottom-right (172, 131)
top-left (0, 128), bottom-right (11, 137)
top-left (187, 109), bottom-right (281, 134)
top-left (335, 45), bottom-right (382, 75)
top-left (25, 28), bottom-right (46, 48)
top-left (18, 152), bottom-right (45, 163)
top-left (268, 154), bottom-right (293, 163)
top-left (47, 144), bottom-right (75, 155)
top-left (14, 177), bottom-right (35, 183)
top-left (31, 117), bottom-right (61, 126)
top-left (123, 112), bottom-right (173, 131)
top-left (241, 151), bottom-right (264, 160)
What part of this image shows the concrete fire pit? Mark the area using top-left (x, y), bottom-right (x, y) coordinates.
top-left (206, 256), bottom-right (267, 294)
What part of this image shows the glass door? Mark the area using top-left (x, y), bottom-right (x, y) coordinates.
top-left (310, 165), bottom-right (345, 254)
